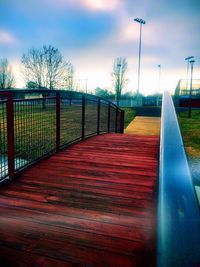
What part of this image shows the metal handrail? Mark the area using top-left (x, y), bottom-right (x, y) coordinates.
top-left (0, 89), bottom-right (124, 183)
top-left (0, 89), bottom-right (119, 109)
top-left (157, 90), bottom-right (200, 266)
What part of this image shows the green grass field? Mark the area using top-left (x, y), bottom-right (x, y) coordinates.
top-left (178, 110), bottom-right (200, 157)
top-left (122, 107), bottom-right (136, 128)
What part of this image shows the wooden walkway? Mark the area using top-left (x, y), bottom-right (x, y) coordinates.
top-left (0, 133), bottom-right (159, 267)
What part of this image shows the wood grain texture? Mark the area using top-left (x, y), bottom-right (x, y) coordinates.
top-left (0, 133), bottom-right (159, 267)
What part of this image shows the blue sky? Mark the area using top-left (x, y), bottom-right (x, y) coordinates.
top-left (0, 0), bottom-right (200, 94)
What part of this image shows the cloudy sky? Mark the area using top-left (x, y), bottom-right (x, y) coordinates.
top-left (0, 0), bottom-right (200, 94)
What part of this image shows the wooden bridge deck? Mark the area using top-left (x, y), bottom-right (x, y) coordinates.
top-left (0, 133), bottom-right (159, 267)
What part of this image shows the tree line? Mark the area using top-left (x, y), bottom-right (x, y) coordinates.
top-left (0, 44), bottom-right (128, 102)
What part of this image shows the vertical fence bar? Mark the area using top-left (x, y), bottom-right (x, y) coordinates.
top-left (97, 97), bottom-right (100, 135)
top-left (82, 94), bottom-right (85, 140)
top-left (7, 92), bottom-right (15, 179)
top-left (115, 108), bottom-right (119, 133)
top-left (120, 110), bottom-right (125, 133)
top-left (56, 93), bottom-right (60, 151)
top-left (107, 103), bottom-right (111, 133)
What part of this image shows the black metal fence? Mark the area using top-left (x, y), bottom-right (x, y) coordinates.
top-left (0, 89), bottom-right (124, 182)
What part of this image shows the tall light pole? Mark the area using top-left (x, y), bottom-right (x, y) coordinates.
top-left (156, 64), bottom-right (161, 106)
top-left (68, 75), bottom-right (72, 90)
top-left (117, 63), bottom-right (121, 106)
top-left (85, 79), bottom-right (88, 94)
top-left (188, 59), bottom-right (195, 118)
top-left (158, 64), bottom-right (161, 92)
top-left (134, 18), bottom-right (146, 101)
top-left (77, 78), bottom-right (82, 92)
top-left (185, 56), bottom-right (194, 92)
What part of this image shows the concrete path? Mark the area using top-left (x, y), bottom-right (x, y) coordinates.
top-left (125, 116), bottom-right (161, 136)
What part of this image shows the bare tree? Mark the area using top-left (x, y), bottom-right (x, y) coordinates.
top-left (21, 45), bottom-right (70, 89)
top-left (0, 58), bottom-right (15, 89)
top-left (22, 47), bottom-right (43, 88)
top-left (112, 57), bottom-right (128, 106)
top-left (65, 63), bottom-right (74, 90)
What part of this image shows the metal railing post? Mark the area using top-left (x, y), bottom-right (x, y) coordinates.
top-left (107, 104), bottom-right (110, 133)
top-left (7, 92), bottom-right (15, 179)
top-left (120, 110), bottom-right (125, 133)
top-left (97, 97), bottom-right (100, 135)
top-left (115, 108), bottom-right (119, 133)
top-left (82, 95), bottom-right (85, 139)
top-left (56, 93), bottom-right (60, 151)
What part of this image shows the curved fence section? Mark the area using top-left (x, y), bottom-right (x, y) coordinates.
top-left (0, 89), bottom-right (124, 182)
top-left (157, 90), bottom-right (200, 266)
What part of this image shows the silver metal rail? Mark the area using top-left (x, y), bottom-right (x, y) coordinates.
top-left (157, 91), bottom-right (200, 266)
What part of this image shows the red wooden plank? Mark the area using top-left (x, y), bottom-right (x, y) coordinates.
top-left (0, 194), bottom-right (154, 218)
top-left (0, 246), bottom-right (75, 267)
top-left (0, 214), bottom-right (149, 256)
top-left (0, 133), bottom-right (159, 266)
top-left (21, 168), bottom-right (157, 183)
top-left (16, 176), bottom-right (155, 194)
top-left (3, 183), bottom-right (154, 204)
top-left (0, 197), bottom-right (152, 242)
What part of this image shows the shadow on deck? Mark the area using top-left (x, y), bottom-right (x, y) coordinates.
top-left (0, 133), bottom-right (159, 267)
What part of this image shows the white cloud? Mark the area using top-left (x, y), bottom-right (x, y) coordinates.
top-left (0, 30), bottom-right (18, 45)
top-left (11, 60), bottom-right (25, 88)
top-left (116, 13), bottom-right (162, 46)
top-left (82, 0), bottom-right (121, 11)
top-left (119, 22), bottom-right (138, 43)
top-left (44, 0), bottom-right (121, 11)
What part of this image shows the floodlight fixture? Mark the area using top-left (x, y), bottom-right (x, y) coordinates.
top-left (185, 56), bottom-right (194, 61)
top-left (134, 18), bottom-right (146, 24)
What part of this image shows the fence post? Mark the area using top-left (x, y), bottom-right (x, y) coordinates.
top-left (97, 97), bottom-right (100, 135)
top-left (107, 104), bottom-right (110, 133)
top-left (7, 92), bottom-right (15, 179)
top-left (56, 93), bottom-right (60, 151)
top-left (82, 95), bottom-right (85, 139)
top-left (120, 110), bottom-right (125, 133)
top-left (115, 108), bottom-right (119, 133)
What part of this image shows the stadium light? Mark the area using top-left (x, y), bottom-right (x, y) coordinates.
top-left (134, 18), bottom-right (146, 101)
top-left (185, 56), bottom-right (194, 90)
top-left (188, 59), bottom-right (195, 118)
